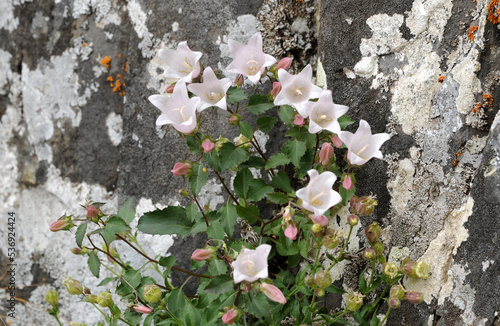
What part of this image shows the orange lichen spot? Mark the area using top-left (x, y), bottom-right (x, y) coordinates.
top-left (296, 0), bottom-right (304, 2)
top-left (456, 151), bottom-right (461, 157)
top-left (117, 74), bottom-right (121, 78)
top-left (118, 54), bottom-right (122, 58)
top-left (468, 25), bottom-right (479, 42)
top-left (42, 277), bottom-right (46, 282)
top-left (483, 94), bottom-right (493, 107)
top-left (125, 61), bottom-right (129, 72)
top-left (113, 78), bottom-right (122, 93)
top-left (438, 76), bottom-right (445, 83)
top-left (107, 76), bottom-right (114, 82)
top-left (8, 320), bottom-right (12, 324)
top-left (119, 91), bottom-right (125, 96)
top-left (487, 0), bottom-right (500, 24)
top-left (100, 56), bottom-right (111, 69)
top-left (472, 102), bottom-right (481, 113)
top-left (82, 41), bottom-right (89, 47)
top-left (453, 159), bottom-right (458, 167)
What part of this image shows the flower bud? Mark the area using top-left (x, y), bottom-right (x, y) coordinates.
top-left (228, 114), bottom-right (241, 126)
top-left (371, 240), bottom-right (385, 255)
top-left (389, 297), bottom-right (401, 309)
top-left (271, 82), bottom-right (282, 99)
top-left (84, 294), bottom-right (98, 303)
top-left (284, 222), bottom-right (298, 240)
top-left (133, 305), bottom-right (153, 314)
top-left (71, 247), bottom-right (90, 255)
top-left (50, 216), bottom-right (74, 232)
top-left (365, 222), bottom-right (382, 243)
top-left (45, 289), bottom-right (59, 307)
top-left (319, 142), bottom-right (334, 166)
top-left (322, 229), bottom-right (340, 249)
top-left (415, 261), bottom-right (430, 279)
top-left (63, 277), bottom-right (83, 295)
top-left (315, 288), bottom-right (325, 297)
top-left (331, 134), bottom-right (343, 148)
top-left (342, 173), bottom-right (353, 190)
top-left (304, 275), bottom-right (315, 287)
top-left (84, 287), bottom-right (91, 295)
top-left (234, 74), bottom-right (244, 87)
top-left (171, 162), bottom-right (192, 177)
top-left (405, 291), bottom-right (424, 304)
top-left (293, 114), bottom-right (305, 127)
top-left (350, 195), bottom-right (378, 216)
top-left (347, 214), bottom-right (359, 226)
top-left (165, 84), bottom-right (175, 93)
top-left (86, 205), bottom-right (101, 220)
top-left (311, 223), bottom-right (323, 236)
top-left (143, 285), bottom-right (162, 304)
top-left (362, 248), bottom-right (376, 261)
top-left (345, 292), bottom-right (364, 311)
top-left (222, 308), bottom-right (239, 325)
top-left (191, 246), bottom-right (217, 262)
top-left (97, 292), bottom-right (113, 307)
top-left (314, 270), bottom-right (332, 289)
top-left (402, 261), bottom-right (417, 277)
top-left (202, 139), bottom-right (215, 153)
top-left (390, 284), bottom-right (406, 300)
top-left (260, 283), bottom-right (287, 304)
top-left (310, 214), bottom-right (328, 227)
top-left (275, 57), bottom-right (292, 71)
top-left (383, 262), bottom-right (399, 279)
top-left (179, 188), bottom-right (190, 197)
top-left (215, 137), bottom-right (231, 150)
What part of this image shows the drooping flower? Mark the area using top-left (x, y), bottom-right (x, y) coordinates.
top-left (319, 142), bottom-right (334, 166)
top-left (148, 80), bottom-right (200, 134)
top-left (307, 90), bottom-right (349, 134)
top-left (293, 114), bottom-right (305, 127)
top-left (222, 308), bottom-right (239, 325)
top-left (133, 305), bottom-right (153, 314)
top-left (296, 169), bottom-right (342, 217)
top-left (274, 64), bottom-right (323, 118)
top-left (331, 134), bottom-right (343, 148)
top-left (226, 33), bottom-right (276, 84)
top-left (202, 139), bottom-right (215, 153)
top-left (310, 214), bottom-right (329, 227)
top-left (158, 41), bottom-right (202, 83)
top-left (259, 283), bottom-right (287, 304)
top-left (274, 57), bottom-right (292, 72)
top-left (191, 246), bottom-right (217, 262)
top-left (171, 162), bottom-right (192, 176)
top-left (232, 244), bottom-right (271, 283)
top-left (284, 222), bottom-right (298, 240)
top-left (338, 120), bottom-right (390, 166)
top-left (187, 67), bottom-right (232, 111)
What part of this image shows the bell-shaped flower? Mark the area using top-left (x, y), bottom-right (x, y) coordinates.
top-left (232, 244), bottom-right (271, 283)
top-left (159, 41), bottom-right (202, 83)
top-left (338, 120), bottom-right (390, 166)
top-left (284, 222), bottom-right (298, 240)
top-left (259, 283), bottom-right (287, 304)
top-left (187, 67), bottom-right (232, 111)
top-left (296, 169), bottom-right (342, 217)
top-left (307, 90), bottom-right (349, 134)
top-left (274, 64), bottom-right (323, 118)
top-left (226, 33), bottom-right (277, 84)
top-left (310, 214), bottom-right (329, 227)
top-left (148, 81), bottom-right (200, 134)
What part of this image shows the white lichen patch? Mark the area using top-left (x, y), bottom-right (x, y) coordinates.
top-left (406, 0), bottom-right (453, 39)
top-left (196, 178), bottom-right (224, 210)
top-left (481, 259), bottom-right (494, 271)
top-left (105, 111), bottom-right (123, 146)
top-left (404, 197), bottom-right (473, 304)
top-left (0, 49), bottom-right (13, 95)
top-left (388, 246), bottom-right (410, 265)
top-left (452, 48), bottom-right (483, 114)
top-left (386, 158), bottom-right (415, 214)
top-left (0, 0), bottom-right (19, 32)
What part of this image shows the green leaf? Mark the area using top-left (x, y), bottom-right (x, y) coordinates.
top-left (208, 259), bottom-right (227, 276)
top-left (286, 126), bottom-right (316, 146)
top-left (247, 94), bottom-right (274, 115)
top-left (185, 134), bottom-right (201, 154)
top-left (204, 275), bottom-right (234, 294)
top-left (203, 150), bottom-right (222, 172)
top-left (324, 284), bottom-right (346, 294)
top-left (124, 269), bottom-right (142, 288)
top-left (167, 288), bottom-right (187, 316)
top-left (247, 292), bottom-right (271, 320)
top-left (189, 163), bottom-right (209, 196)
top-left (137, 206), bottom-right (193, 237)
top-left (298, 148), bottom-right (315, 178)
top-left (265, 153), bottom-right (290, 169)
top-left (124, 310), bottom-right (142, 325)
top-left (97, 277), bottom-right (117, 287)
top-left (233, 168), bottom-right (253, 199)
top-left (239, 121), bottom-right (253, 140)
top-left (102, 216), bottom-right (130, 244)
top-left (272, 170), bottom-right (292, 193)
top-left (266, 192), bottom-right (289, 204)
top-left (117, 198), bottom-right (136, 224)
top-left (359, 266), bottom-right (368, 294)
top-left (207, 220), bottom-right (225, 240)
top-left (218, 202), bottom-right (237, 235)
top-left (227, 86), bottom-right (248, 104)
top-left (283, 139), bottom-right (307, 168)
top-left (370, 309), bottom-right (380, 326)
top-left (246, 179), bottom-right (273, 202)
top-left (219, 142), bottom-right (249, 171)
top-left (75, 222), bottom-right (87, 248)
top-left (159, 256), bottom-right (177, 275)
top-left (236, 204), bottom-right (260, 223)
top-left (338, 115), bottom-right (354, 129)
top-left (239, 156), bottom-right (266, 169)
top-left (257, 116), bottom-right (278, 132)
top-left (340, 183), bottom-right (356, 206)
top-left (88, 251), bottom-right (100, 278)
top-left (278, 105), bottom-right (295, 127)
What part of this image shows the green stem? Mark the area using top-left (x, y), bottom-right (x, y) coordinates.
top-left (327, 225), bottom-right (354, 272)
top-left (91, 303), bottom-right (135, 326)
top-left (368, 261), bottom-right (376, 288)
top-left (378, 306), bottom-right (391, 326)
top-left (368, 285), bottom-right (390, 315)
top-left (214, 170), bottom-right (238, 204)
top-left (300, 291), bottom-right (317, 324)
top-left (53, 315), bottom-right (63, 326)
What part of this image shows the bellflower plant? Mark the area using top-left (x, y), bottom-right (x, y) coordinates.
top-left (308, 90), bottom-right (349, 134)
top-left (187, 67), bottom-right (232, 111)
top-left (232, 244), bottom-right (271, 283)
top-left (296, 169), bottom-right (342, 216)
top-left (159, 41), bottom-right (202, 83)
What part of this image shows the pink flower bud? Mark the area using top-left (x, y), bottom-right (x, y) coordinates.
top-left (202, 139), bottom-right (215, 153)
top-left (86, 205), bottom-right (100, 220)
top-left (191, 247), bottom-right (217, 262)
top-left (342, 174), bottom-right (353, 190)
top-left (405, 291), bottom-right (424, 304)
top-left (310, 214), bottom-right (328, 227)
top-left (402, 261), bottom-right (417, 277)
top-left (389, 297), bottom-right (401, 309)
top-left (275, 57), bottom-right (292, 71)
top-left (390, 284), bottom-right (406, 300)
top-left (347, 214), bottom-right (359, 226)
top-left (271, 82), bottom-right (282, 99)
top-left (50, 217), bottom-right (74, 232)
top-left (165, 84), bottom-right (175, 93)
top-left (229, 114), bottom-right (241, 126)
top-left (171, 162), bottom-right (192, 177)
top-left (365, 222), bottom-right (382, 243)
top-left (222, 308), bottom-right (239, 325)
top-left (133, 305), bottom-right (153, 314)
top-left (331, 134), bottom-right (343, 148)
top-left (362, 248), bottom-right (376, 261)
top-left (284, 222), bottom-right (298, 240)
top-left (319, 142), bottom-right (334, 166)
top-left (293, 114), bottom-right (305, 127)
top-left (234, 74), bottom-right (244, 87)
top-left (260, 283), bottom-right (287, 304)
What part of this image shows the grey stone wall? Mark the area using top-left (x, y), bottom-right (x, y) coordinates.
top-left (0, 0), bottom-right (499, 325)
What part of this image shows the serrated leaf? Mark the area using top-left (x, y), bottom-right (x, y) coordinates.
top-left (123, 310), bottom-right (142, 325)
top-left (159, 256), bottom-right (177, 275)
top-left (204, 275), bottom-right (234, 294)
top-left (239, 121), bottom-right (253, 140)
top-left (233, 167), bottom-right (253, 199)
top-left (102, 215), bottom-right (130, 244)
top-left (75, 222), bottom-right (87, 248)
top-left (167, 288), bottom-right (186, 316)
top-left (227, 86), bottom-right (248, 104)
top-left (235, 204), bottom-right (259, 223)
top-left (118, 197), bottom-right (136, 224)
top-left (185, 134), bottom-right (201, 154)
top-left (266, 192), bottom-right (289, 204)
top-left (340, 183), bottom-right (356, 206)
top-left (97, 277), bottom-right (117, 287)
top-left (272, 170), bottom-right (292, 193)
top-left (278, 105), bottom-right (295, 126)
top-left (123, 269), bottom-right (142, 288)
top-left (239, 156), bottom-right (266, 169)
top-left (283, 139), bottom-right (307, 168)
top-left (246, 179), bottom-right (273, 202)
top-left (137, 206), bottom-right (193, 237)
top-left (338, 115), bottom-right (354, 129)
top-left (298, 148), bottom-right (315, 178)
top-left (219, 142), bottom-right (249, 171)
top-left (208, 259), bottom-right (227, 276)
top-left (286, 125), bottom-right (316, 147)
top-left (203, 150), bottom-right (222, 172)
top-left (265, 153), bottom-right (290, 169)
top-left (257, 116), bottom-right (278, 132)
top-left (247, 94), bottom-right (274, 115)
top-left (218, 202), bottom-right (237, 235)
top-left (207, 220), bottom-right (225, 240)
top-left (246, 292), bottom-right (271, 320)
top-left (88, 251), bottom-right (100, 278)
top-left (189, 163), bottom-right (209, 196)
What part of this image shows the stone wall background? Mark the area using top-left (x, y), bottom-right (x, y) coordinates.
top-left (0, 0), bottom-right (499, 325)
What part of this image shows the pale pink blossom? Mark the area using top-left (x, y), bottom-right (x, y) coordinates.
top-left (296, 170), bottom-right (342, 217)
top-left (284, 223), bottom-right (298, 240)
top-left (331, 134), bottom-right (343, 148)
top-left (133, 305), bottom-right (153, 314)
top-left (159, 42), bottom-right (202, 83)
top-left (274, 64), bottom-right (323, 118)
top-left (260, 283), bottom-right (287, 304)
top-left (232, 244), bottom-right (271, 283)
top-left (275, 57), bottom-right (292, 72)
top-left (226, 33), bottom-right (276, 84)
top-left (310, 214), bottom-right (329, 227)
top-left (187, 67), bottom-right (232, 111)
top-left (271, 82), bottom-right (282, 99)
top-left (342, 174), bottom-right (353, 190)
top-left (148, 80), bottom-right (200, 134)
top-left (171, 162), bottom-right (191, 176)
top-left (202, 139), bottom-right (215, 153)
top-left (191, 248), bottom-right (216, 261)
top-left (338, 120), bottom-right (390, 166)
top-left (293, 114), bottom-right (305, 127)
top-left (222, 309), bottom-right (238, 325)
top-left (86, 205), bottom-right (100, 219)
top-left (319, 142), bottom-right (334, 166)
top-left (307, 91), bottom-right (349, 134)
